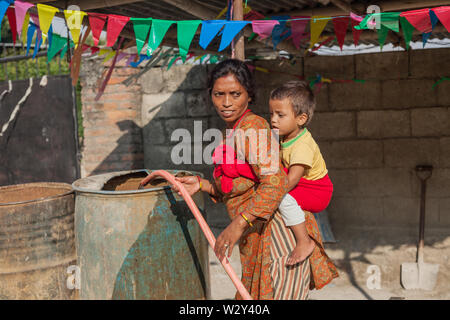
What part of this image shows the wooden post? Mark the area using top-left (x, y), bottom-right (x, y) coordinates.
top-left (233, 0), bottom-right (245, 61)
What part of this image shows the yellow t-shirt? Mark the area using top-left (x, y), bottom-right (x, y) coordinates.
top-left (281, 128), bottom-right (328, 181)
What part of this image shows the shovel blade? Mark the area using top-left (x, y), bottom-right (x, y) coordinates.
top-left (401, 262), bottom-right (440, 290)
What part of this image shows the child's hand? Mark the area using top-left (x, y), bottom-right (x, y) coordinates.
top-left (172, 176), bottom-right (200, 196)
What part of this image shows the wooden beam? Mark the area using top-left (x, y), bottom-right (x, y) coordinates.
top-left (329, 0), bottom-right (351, 13)
top-left (277, 0), bottom-right (450, 16)
top-left (233, 0), bottom-right (245, 61)
top-left (160, 0), bottom-right (303, 56)
top-left (28, 0), bottom-right (143, 10)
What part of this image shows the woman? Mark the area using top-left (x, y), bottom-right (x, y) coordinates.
top-left (173, 59), bottom-right (337, 300)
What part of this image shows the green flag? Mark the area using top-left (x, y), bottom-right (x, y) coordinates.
top-left (177, 20), bottom-right (201, 62)
top-left (377, 25), bottom-right (390, 50)
top-left (147, 19), bottom-right (174, 56)
top-left (400, 16), bottom-right (414, 50)
top-left (131, 17), bottom-right (152, 55)
top-left (355, 12), bottom-right (400, 31)
top-left (47, 33), bottom-right (67, 62)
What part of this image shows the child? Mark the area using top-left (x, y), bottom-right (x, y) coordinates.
top-left (269, 81), bottom-right (334, 266)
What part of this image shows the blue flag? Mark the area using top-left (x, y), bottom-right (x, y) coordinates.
top-left (0, 0), bottom-right (14, 42)
top-left (33, 30), bottom-right (43, 59)
top-left (218, 21), bottom-right (250, 51)
top-left (422, 10), bottom-right (439, 47)
top-left (199, 20), bottom-right (226, 49)
top-left (271, 15), bottom-right (292, 49)
top-left (26, 23), bottom-right (37, 56)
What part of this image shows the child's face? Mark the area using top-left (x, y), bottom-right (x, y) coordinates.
top-left (269, 98), bottom-right (307, 138)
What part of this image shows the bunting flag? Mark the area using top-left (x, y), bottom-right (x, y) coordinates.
top-left (47, 33), bottom-right (68, 62)
top-left (291, 16), bottom-right (309, 49)
top-left (26, 22), bottom-right (36, 56)
top-left (400, 16), bottom-right (415, 50)
top-left (271, 16), bottom-right (291, 49)
top-left (147, 19), bottom-right (174, 55)
top-left (14, 0), bottom-right (33, 38)
top-left (432, 6), bottom-right (450, 32)
top-left (36, 3), bottom-right (59, 43)
top-left (199, 20), bottom-right (226, 49)
top-left (88, 13), bottom-right (107, 46)
top-left (177, 20), bottom-right (201, 61)
top-left (106, 14), bottom-right (130, 47)
top-left (350, 14), bottom-right (363, 46)
top-left (21, 12), bottom-right (30, 45)
top-left (64, 9), bottom-right (86, 48)
top-left (252, 20), bottom-right (279, 40)
top-left (332, 17), bottom-right (349, 50)
top-left (219, 20), bottom-right (250, 51)
top-left (0, 0), bottom-right (13, 41)
top-left (309, 16), bottom-right (331, 49)
top-left (400, 8), bottom-right (432, 33)
top-left (32, 29), bottom-right (42, 59)
top-left (6, 7), bottom-right (17, 44)
top-left (422, 10), bottom-right (439, 47)
top-left (131, 17), bottom-right (152, 54)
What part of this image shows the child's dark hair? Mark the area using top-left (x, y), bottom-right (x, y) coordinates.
top-left (270, 80), bottom-right (316, 127)
top-left (207, 59), bottom-right (256, 103)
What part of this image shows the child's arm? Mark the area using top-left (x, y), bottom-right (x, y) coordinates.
top-left (286, 164), bottom-right (307, 192)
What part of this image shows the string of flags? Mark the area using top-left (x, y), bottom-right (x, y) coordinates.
top-left (0, 0), bottom-right (449, 62)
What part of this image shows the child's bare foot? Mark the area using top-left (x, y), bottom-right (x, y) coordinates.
top-left (286, 237), bottom-right (315, 266)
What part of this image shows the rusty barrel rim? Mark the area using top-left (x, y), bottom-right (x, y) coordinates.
top-left (0, 182), bottom-right (73, 207)
top-left (71, 169), bottom-right (204, 195)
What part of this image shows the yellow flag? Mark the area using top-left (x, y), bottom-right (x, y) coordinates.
top-left (37, 4), bottom-right (59, 43)
top-left (309, 16), bottom-right (331, 49)
top-left (21, 13), bottom-right (30, 45)
top-left (103, 50), bottom-right (116, 63)
top-left (64, 9), bottom-right (87, 48)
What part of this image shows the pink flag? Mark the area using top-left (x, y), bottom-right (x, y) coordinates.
top-left (251, 20), bottom-right (279, 39)
top-left (29, 13), bottom-right (40, 27)
top-left (432, 6), bottom-right (450, 32)
top-left (400, 8), bottom-right (432, 33)
top-left (106, 14), bottom-right (130, 47)
top-left (291, 16), bottom-right (309, 49)
top-left (14, 0), bottom-right (34, 37)
top-left (332, 17), bottom-right (349, 50)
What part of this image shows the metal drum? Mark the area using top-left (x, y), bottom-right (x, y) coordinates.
top-left (0, 182), bottom-right (76, 299)
top-left (72, 170), bottom-right (209, 300)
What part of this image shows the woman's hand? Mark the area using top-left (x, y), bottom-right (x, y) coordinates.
top-left (172, 176), bottom-right (200, 196)
top-left (214, 215), bottom-right (248, 262)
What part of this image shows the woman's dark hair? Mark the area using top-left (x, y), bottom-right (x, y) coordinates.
top-left (207, 59), bottom-right (256, 103)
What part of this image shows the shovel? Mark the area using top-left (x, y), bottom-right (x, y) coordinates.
top-left (401, 165), bottom-right (439, 290)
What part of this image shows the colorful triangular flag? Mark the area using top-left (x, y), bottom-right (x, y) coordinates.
top-left (332, 17), bottom-right (349, 50)
top-left (399, 16), bottom-right (415, 50)
top-left (106, 14), bottom-right (130, 47)
top-left (88, 13), bottom-right (107, 46)
top-left (147, 19), bottom-right (174, 55)
top-left (219, 20), bottom-right (250, 51)
top-left (271, 16), bottom-right (291, 49)
top-left (309, 16), bottom-right (331, 49)
top-left (422, 10), bottom-right (438, 47)
top-left (251, 20), bottom-right (279, 40)
top-left (432, 6), bottom-right (450, 32)
top-left (64, 9), bottom-right (86, 48)
top-left (177, 20), bottom-right (201, 61)
top-left (199, 20), bottom-right (226, 49)
top-left (400, 8), bottom-right (432, 33)
top-left (6, 7), bottom-right (17, 44)
top-left (37, 3), bottom-right (59, 43)
top-left (131, 17), bottom-right (152, 55)
top-left (291, 16), bottom-right (309, 49)
top-left (47, 33), bottom-right (67, 62)
top-left (14, 0), bottom-right (33, 38)
top-left (0, 0), bottom-right (14, 42)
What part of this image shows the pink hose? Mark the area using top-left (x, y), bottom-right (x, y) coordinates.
top-left (140, 170), bottom-right (252, 300)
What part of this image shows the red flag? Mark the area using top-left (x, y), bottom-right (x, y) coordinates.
top-left (350, 18), bottom-right (362, 46)
top-left (88, 13), bottom-right (107, 46)
top-left (106, 14), bottom-right (130, 47)
top-left (332, 17), bottom-right (349, 50)
top-left (291, 16), bottom-right (309, 49)
top-left (432, 6), bottom-right (450, 32)
top-left (400, 8), bottom-right (432, 33)
top-left (244, 10), bottom-right (265, 21)
top-left (6, 7), bottom-right (17, 45)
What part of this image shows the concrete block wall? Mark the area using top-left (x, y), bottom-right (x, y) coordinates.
top-left (79, 48), bottom-right (450, 235)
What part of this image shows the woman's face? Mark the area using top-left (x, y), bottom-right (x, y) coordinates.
top-left (211, 73), bottom-right (250, 127)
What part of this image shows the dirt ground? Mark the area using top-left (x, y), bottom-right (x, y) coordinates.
top-left (209, 226), bottom-right (450, 300)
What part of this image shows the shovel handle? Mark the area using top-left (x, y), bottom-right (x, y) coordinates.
top-left (415, 165), bottom-right (432, 264)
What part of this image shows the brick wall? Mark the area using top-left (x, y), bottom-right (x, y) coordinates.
top-left (80, 48), bottom-right (450, 235)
